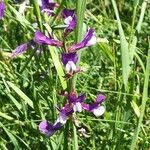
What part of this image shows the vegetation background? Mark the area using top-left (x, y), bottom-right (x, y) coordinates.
top-left (0, 0), bottom-right (150, 149)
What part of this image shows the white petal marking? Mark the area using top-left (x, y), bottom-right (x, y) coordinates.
top-left (64, 16), bottom-right (73, 26)
top-left (73, 102), bottom-right (82, 112)
top-left (65, 61), bottom-right (76, 74)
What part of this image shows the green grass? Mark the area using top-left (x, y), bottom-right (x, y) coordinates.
top-left (0, 0), bottom-right (150, 149)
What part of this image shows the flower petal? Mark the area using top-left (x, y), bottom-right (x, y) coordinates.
top-left (38, 0), bottom-right (58, 16)
top-left (73, 102), bottom-right (82, 112)
top-left (77, 94), bottom-right (86, 102)
top-left (68, 28), bottom-right (96, 52)
top-left (96, 94), bottom-right (106, 103)
top-left (61, 9), bottom-right (77, 35)
top-left (0, 2), bottom-right (5, 19)
top-left (34, 30), bottom-right (63, 46)
top-left (11, 43), bottom-right (28, 58)
top-left (39, 120), bottom-right (55, 136)
top-left (92, 106), bottom-right (105, 117)
top-left (57, 113), bottom-right (67, 124)
top-left (65, 61), bottom-right (77, 74)
top-left (61, 52), bottom-right (78, 65)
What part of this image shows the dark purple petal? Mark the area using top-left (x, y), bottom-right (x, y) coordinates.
top-left (53, 122), bottom-right (62, 130)
top-left (68, 93), bottom-right (77, 103)
top-left (68, 28), bottom-right (96, 52)
top-left (61, 52), bottom-right (78, 65)
top-left (61, 9), bottom-right (77, 35)
top-left (61, 9), bottom-right (75, 18)
top-left (0, 2), bottom-right (5, 19)
top-left (59, 104), bottom-right (74, 116)
top-left (68, 93), bottom-right (85, 103)
top-left (34, 30), bottom-right (63, 46)
top-left (76, 94), bottom-right (86, 102)
top-left (11, 43), bottom-right (28, 58)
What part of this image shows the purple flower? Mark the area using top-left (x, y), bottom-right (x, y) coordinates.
top-left (61, 52), bottom-right (78, 74)
top-left (68, 93), bottom-right (86, 113)
top-left (34, 30), bottom-right (63, 46)
top-left (61, 9), bottom-right (77, 35)
top-left (38, 0), bottom-right (58, 16)
top-left (56, 104), bottom-right (74, 124)
top-left (11, 43), bottom-right (28, 58)
top-left (68, 28), bottom-right (96, 52)
top-left (82, 94), bottom-right (106, 117)
top-left (39, 120), bottom-right (62, 136)
top-left (0, 2), bottom-right (5, 19)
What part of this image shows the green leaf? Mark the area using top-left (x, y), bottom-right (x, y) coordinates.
top-left (111, 0), bottom-right (130, 86)
top-left (131, 101), bottom-right (140, 117)
top-left (6, 81), bottom-right (33, 108)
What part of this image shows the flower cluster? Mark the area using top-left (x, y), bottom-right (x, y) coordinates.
top-left (11, 2), bottom-right (106, 137)
top-left (39, 93), bottom-right (106, 136)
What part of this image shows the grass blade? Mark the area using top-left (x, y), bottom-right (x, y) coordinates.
top-left (6, 81), bottom-right (33, 108)
top-left (130, 38), bottom-right (150, 149)
top-left (111, 0), bottom-right (129, 86)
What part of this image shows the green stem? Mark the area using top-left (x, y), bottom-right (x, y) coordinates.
top-left (73, 0), bottom-right (87, 89)
top-left (63, 120), bottom-right (70, 150)
top-left (31, 0), bottom-right (43, 31)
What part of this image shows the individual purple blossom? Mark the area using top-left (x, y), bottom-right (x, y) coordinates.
top-left (68, 28), bottom-right (96, 52)
top-left (0, 1), bottom-right (5, 19)
top-left (61, 52), bottom-right (78, 74)
top-left (39, 120), bottom-right (62, 136)
top-left (11, 43), bottom-right (28, 58)
top-left (82, 94), bottom-right (106, 117)
top-left (68, 93), bottom-right (86, 112)
top-left (38, 0), bottom-right (58, 16)
top-left (34, 30), bottom-right (63, 47)
top-left (61, 9), bottom-right (77, 35)
top-left (56, 104), bottom-right (74, 124)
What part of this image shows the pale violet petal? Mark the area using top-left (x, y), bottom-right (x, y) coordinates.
top-left (73, 102), bottom-right (82, 112)
top-left (64, 16), bottom-right (73, 26)
top-left (86, 35), bottom-right (97, 46)
top-left (92, 106), bottom-right (105, 117)
top-left (57, 114), bottom-right (67, 124)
